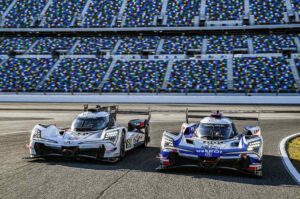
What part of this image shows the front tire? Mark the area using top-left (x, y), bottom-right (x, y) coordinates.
top-left (142, 121), bottom-right (150, 147)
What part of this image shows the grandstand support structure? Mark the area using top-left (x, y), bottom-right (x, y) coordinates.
top-left (285, 0), bottom-right (293, 13)
top-left (200, 0), bottom-right (206, 20)
top-left (161, 0), bottom-right (169, 16)
top-left (162, 59), bottom-right (174, 90)
top-left (156, 39), bottom-right (165, 54)
top-left (35, 57), bottom-right (63, 91)
top-left (0, 0), bottom-right (17, 27)
top-left (25, 40), bottom-right (40, 55)
top-left (118, 0), bottom-right (128, 18)
top-left (38, 0), bottom-right (53, 27)
top-left (202, 39), bottom-right (208, 54)
top-left (294, 37), bottom-right (300, 53)
top-left (0, 56), bottom-right (8, 66)
top-left (81, 0), bottom-right (92, 17)
top-left (289, 59), bottom-right (300, 89)
top-left (79, 0), bottom-right (93, 27)
top-left (98, 59), bottom-right (118, 91)
top-left (296, 14), bottom-right (300, 23)
top-left (69, 40), bottom-right (81, 55)
top-left (247, 37), bottom-right (254, 54)
top-left (113, 40), bottom-right (122, 54)
top-left (244, 0), bottom-right (250, 16)
top-left (227, 56), bottom-right (234, 91)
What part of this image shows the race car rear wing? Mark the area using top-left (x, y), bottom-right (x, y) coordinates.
top-left (83, 105), bottom-right (151, 121)
top-left (186, 108), bottom-right (260, 124)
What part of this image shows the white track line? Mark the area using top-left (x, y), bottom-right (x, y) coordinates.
top-left (0, 131), bottom-right (30, 136)
top-left (279, 132), bottom-right (300, 185)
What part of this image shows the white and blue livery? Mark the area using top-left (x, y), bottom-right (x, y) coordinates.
top-left (158, 110), bottom-right (263, 177)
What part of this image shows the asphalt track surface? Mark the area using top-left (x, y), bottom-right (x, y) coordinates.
top-left (0, 103), bottom-right (299, 199)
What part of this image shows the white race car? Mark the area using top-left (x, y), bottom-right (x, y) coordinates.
top-left (27, 105), bottom-right (151, 163)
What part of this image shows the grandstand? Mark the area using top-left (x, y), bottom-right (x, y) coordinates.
top-left (0, 0), bottom-right (299, 95)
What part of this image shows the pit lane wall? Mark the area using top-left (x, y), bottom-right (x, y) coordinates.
top-left (1, 94), bottom-right (300, 104)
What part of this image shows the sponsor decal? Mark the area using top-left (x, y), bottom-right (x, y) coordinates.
top-left (196, 145), bottom-right (222, 157)
top-left (126, 139), bottom-right (133, 148)
top-left (64, 141), bottom-right (73, 145)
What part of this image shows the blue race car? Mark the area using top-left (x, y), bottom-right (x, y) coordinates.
top-left (157, 110), bottom-right (263, 177)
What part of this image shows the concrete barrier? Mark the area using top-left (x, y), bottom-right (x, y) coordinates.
top-left (1, 94), bottom-right (300, 104)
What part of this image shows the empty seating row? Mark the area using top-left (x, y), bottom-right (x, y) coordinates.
top-left (166, 60), bottom-right (227, 93)
top-left (4, 1), bottom-right (47, 28)
top-left (233, 57), bottom-right (296, 92)
top-left (116, 36), bottom-right (160, 55)
top-left (207, 35), bottom-right (248, 54)
top-left (166, 0), bottom-right (201, 27)
top-left (102, 60), bottom-right (168, 92)
top-left (1, 0), bottom-right (298, 27)
top-left (250, 0), bottom-right (286, 24)
top-left (253, 35), bottom-right (297, 53)
top-left (0, 35), bottom-right (298, 55)
top-left (124, 0), bottom-right (162, 27)
top-left (83, 0), bottom-right (123, 28)
top-left (43, 0), bottom-right (86, 28)
top-left (40, 58), bottom-right (111, 92)
top-left (0, 58), bottom-right (54, 92)
top-left (206, 0), bottom-right (244, 21)
top-left (161, 36), bottom-right (203, 54)
top-left (0, 57), bottom-right (298, 93)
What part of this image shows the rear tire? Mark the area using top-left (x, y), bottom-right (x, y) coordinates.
top-left (119, 131), bottom-right (126, 159)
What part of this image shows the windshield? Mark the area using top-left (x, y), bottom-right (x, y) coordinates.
top-left (196, 123), bottom-right (234, 140)
top-left (71, 117), bottom-right (109, 131)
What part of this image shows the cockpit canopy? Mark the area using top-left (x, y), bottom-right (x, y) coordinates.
top-left (71, 116), bottom-right (109, 132)
top-left (195, 123), bottom-right (235, 140)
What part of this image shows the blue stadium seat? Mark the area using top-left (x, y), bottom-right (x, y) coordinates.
top-left (74, 37), bottom-right (118, 54)
top-left (167, 60), bottom-right (227, 93)
top-left (295, 59), bottom-right (300, 79)
top-left (102, 60), bottom-right (168, 92)
top-left (166, 0), bottom-right (201, 27)
top-left (233, 57), bottom-right (296, 93)
top-left (83, 0), bottom-right (123, 28)
top-left (253, 35), bottom-right (296, 53)
top-left (0, 58), bottom-right (54, 92)
top-left (124, 0), bottom-right (162, 27)
top-left (43, 0), bottom-right (86, 28)
top-left (250, 0), bottom-right (286, 24)
top-left (31, 37), bottom-right (76, 54)
top-left (161, 36), bottom-right (203, 54)
top-left (207, 35), bottom-right (248, 54)
top-left (4, 1), bottom-right (47, 28)
top-left (291, 0), bottom-right (300, 13)
top-left (117, 36), bottom-right (160, 54)
top-left (206, 0), bottom-right (244, 20)
top-left (0, 37), bottom-right (36, 53)
top-left (41, 58), bottom-right (111, 92)
top-left (0, 0), bottom-right (12, 15)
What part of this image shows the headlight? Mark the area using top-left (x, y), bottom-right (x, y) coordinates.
top-left (104, 131), bottom-right (119, 145)
top-left (32, 128), bottom-right (41, 139)
top-left (161, 136), bottom-right (173, 149)
top-left (247, 141), bottom-right (261, 151)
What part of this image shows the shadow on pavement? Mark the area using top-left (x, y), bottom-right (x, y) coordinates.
top-left (27, 146), bottom-right (298, 187)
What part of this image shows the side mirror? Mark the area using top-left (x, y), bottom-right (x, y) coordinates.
top-left (243, 126), bottom-right (261, 136)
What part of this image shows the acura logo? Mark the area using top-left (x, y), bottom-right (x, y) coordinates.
top-left (64, 141), bottom-right (73, 145)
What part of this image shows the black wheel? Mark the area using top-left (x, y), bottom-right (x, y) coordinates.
top-left (119, 131), bottom-right (126, 159)
top-left (254, 165), bottom-right (263, 178)
top-left (142, 122), bottom-right (150, 147)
